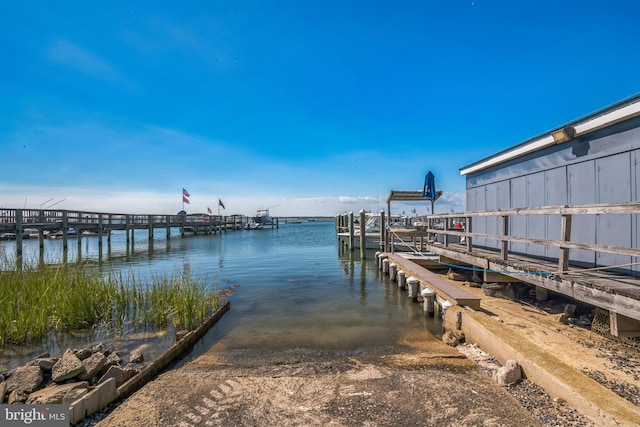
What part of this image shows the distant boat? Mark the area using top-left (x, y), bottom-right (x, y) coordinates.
top-left (253, 209), bottom-right (273, 225)
top-left (23, 228), bottom-right (42, 239)
top-left (244, 221), bottom-right (264, 230)
top-left (48, 228), bottom-right (78, 239)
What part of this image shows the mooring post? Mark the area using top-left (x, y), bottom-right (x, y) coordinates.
top-left (98, 214), bottom-right (103, 253)
top-left (397, 270), bottom-right (406, 289)
top-left (359, 209), bottom-right (366, 259)
top-left (125, 215), bottom-right (131, 245)
top-left (148, 215), bottom-right (154, 240)
top-left (62, 211), bottom-right (68, 253)
top-left (77, 216), bottom-right (82, 249)
top-left (348, 212), bottom-right (354, 251)
top-left (15, 209), bottom-right (23, 259)
top-left (407, 276), bottom-right (420, 301)
top-left (107, 214), bottom-right (112, 245)
top-left (38, 228), bottom-right (45, 255)
top-left (378, 254), bottom-right (388, 270)
top-left (421, 288), bottom-right (435, 316)
top-left (379, 209), bottom-right (386, 252)
top-left (166, 215), bottom-right (171, 239)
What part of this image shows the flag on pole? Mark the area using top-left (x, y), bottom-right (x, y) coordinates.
top-left (207, 207), bottom-right (212, 214)
top-left (183, 188), bottom-right (190, 197)
top-left (218, 198), bottom-right (225, 209)
top-left (183, 196), bottom-right (190, 204)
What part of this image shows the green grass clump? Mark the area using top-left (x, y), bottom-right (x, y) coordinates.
top-left (0, 256), bottom-right (220, 348)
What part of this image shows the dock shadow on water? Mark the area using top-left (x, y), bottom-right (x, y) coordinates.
top-left (1, 221), bottom-right (443, 370)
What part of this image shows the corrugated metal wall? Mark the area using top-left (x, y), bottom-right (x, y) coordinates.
top-left (465, 117), bottom-right (640, 272)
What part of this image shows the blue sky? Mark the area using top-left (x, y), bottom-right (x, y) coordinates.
top-left (2, 1), bottom-right (639, 217)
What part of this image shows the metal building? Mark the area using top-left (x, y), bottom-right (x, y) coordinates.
top-left (460, 94), bottom-right (640, 276)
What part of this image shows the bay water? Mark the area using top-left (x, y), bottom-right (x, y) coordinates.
top-left (0, 220), bottom-right (441, 370)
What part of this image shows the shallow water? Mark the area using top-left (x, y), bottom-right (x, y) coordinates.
top-left (0, 220), bottom-right (441, 370)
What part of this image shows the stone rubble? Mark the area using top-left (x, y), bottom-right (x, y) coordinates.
top-left (0, 343), bottom-right (144, 405)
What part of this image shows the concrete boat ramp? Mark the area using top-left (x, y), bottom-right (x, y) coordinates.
top-left (377, 251), bottom-right (640, 427)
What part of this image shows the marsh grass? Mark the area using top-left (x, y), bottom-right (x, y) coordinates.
top-left (0, 254), bottom-right (220, 348)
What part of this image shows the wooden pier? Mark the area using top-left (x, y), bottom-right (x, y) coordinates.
top-left (0, 208), bottom-right (269, 260)
top-left (336, 201), bottom-right (640, 337)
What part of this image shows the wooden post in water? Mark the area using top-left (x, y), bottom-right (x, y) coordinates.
top-left (98, 214), bottom-right (103, 256)
top-left (15, 209), bottom-right (23, 259)
top-left (348, 212), bottom-right (354, 251)
top-left (359, 209), bottom-right (366, 259)
top-left (77, 218), bottom-right (82, 250)
top-left (107, 215), bottom-right (112, 245)
top-left (379, 209), bottom-right (386, 252)
top-left (125, 215), bottom-right (131, 245)
top-left (38, 229), bottom-right (45, 254)
top-left (148, 215), bottom-right (154, 241)
top-left (62, 211), bottom-right (68, 253)
top-left (166, 215), bottom-right (171, 239)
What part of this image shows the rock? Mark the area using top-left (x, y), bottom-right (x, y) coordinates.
top-left (447, 268), bottom-right (467, 281)
top-left (4, 365), bottom-right (44, 394)
top-left (493, 360), bottom-right (522, 386)
top-left (27, 357), bottom-right (58, 371)
top-left (130, 352), bottom-right (144, 364)
top-left (558, 304), bottom-right (577, 324)
top-left (91, 342), bottom-right (108, 355)
top-left (74, 347), bottom-right (93, 361)
top-left (63, 387), bottom-right (88, 405)
top-left (442, 330), bottom-right (465, 347)
top-left (482, 283), bottom-right (516, 300)
top-left (79, 352), bottom-right (107, 381)
top-left (26, 381), bottom-right (89, 404)
top-left (52, 349), bottom-right (85, 383)
top-left (0, 380), bottom-right (6, 403)
top-left (471, 271), bottom-right (483, 284)
top-left (8, 389), bottom-right (29, 403)
top-left (98, 365), bottom-right (135, 388)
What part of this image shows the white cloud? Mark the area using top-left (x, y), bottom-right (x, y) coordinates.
top-left (0, 184), bottom-right (466, 218)
top-left (47, 39), bottom-right (133, 87)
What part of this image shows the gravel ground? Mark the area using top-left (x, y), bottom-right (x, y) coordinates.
top-left (457, 343), bottom-right (596, 427)
top-left (79, 343), bottom-right (599, 427)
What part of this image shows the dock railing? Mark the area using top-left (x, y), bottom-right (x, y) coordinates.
top-left (0, 208), bottom-right (245, 259)
top-left (405, 201), bottom-right (640, 277)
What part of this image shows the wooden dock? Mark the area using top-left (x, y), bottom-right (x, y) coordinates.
top-left (385, 252), bottom-right (482, 310)
top-left (0, 208), bottom-right (272, 259)
top-left (336, 201), bottom-right (640, 337)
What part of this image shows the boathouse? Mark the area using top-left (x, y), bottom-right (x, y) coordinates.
top-left (460, 94), bottom-right (640, 276)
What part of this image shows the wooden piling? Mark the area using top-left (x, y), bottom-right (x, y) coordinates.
top-left (359, 209), bottom-right (366, 259)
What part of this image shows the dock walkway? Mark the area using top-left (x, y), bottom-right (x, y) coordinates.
top-left (0, 208), bottom-right (259, 260)
top-left (384, 252), bottom-right (481, 310)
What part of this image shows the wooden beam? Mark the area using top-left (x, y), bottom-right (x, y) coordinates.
top-left (558, 214), bottom-right (572, 275)
top-left (610, 312), bottom-right (640, 337)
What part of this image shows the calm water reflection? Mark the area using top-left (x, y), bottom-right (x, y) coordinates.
top-left (1, 220), bottom-right (441, 370)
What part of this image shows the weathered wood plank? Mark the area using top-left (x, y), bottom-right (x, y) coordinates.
top-left (386, 253), bottom-right (481, 310)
